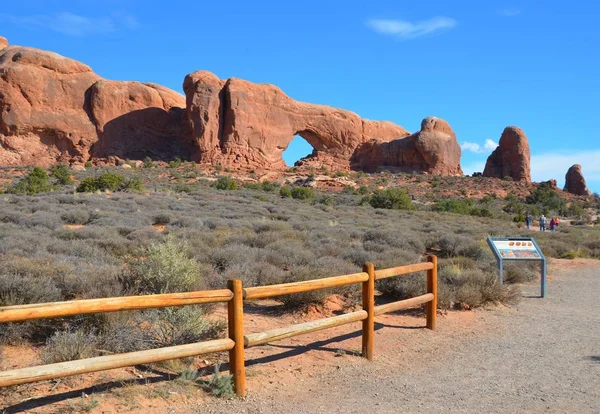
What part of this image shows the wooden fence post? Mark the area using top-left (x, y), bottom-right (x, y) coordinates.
top-left (362, 262), bottom-right (375, 360)
top-left (227, 279), bottom-right (246, 398)
top-left (426, 255), bottom-right (438, 330)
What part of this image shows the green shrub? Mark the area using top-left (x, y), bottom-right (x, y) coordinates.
top-left (470, 207), bottom-right (493, 218)
top-left (50, 164), bottom-right (73, 185)
top-left (368, 188), bottom-right (415, 210)
top-left (201, 363), bottom-right (235, 399)
top-left (291, 187), bottom-right (315, 200)
top-left (61, 210), bottom-right (89, 225)
top-left (168, 157), bottom-right (183, 169)
top-left (9, 167), bottom-right (54, 195)
top-left (123, 238), bottom-right (205, 294)
top-left (432, 198), bottom-right (473, 215)
top-left (77, 172), bottom-right (125, 192)
top-left (279, 186), bottom-right (292, 198)
top-left (84, 161), bottom-right (93, 168)
top-left (214, 176), bottom-right (238, 191)
top-left (143, 156), bottom-right (154, 168)
top-left (152, 214), bottom-right (171, 225)
top-left (124, 177), bottom-right (144, 192)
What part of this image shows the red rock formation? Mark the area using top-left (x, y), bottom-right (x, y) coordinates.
top-left (88, 80), bottom-right (196, 161)
top-left (0, 38), bottom-right (193, 166)
top-left (483, 126), bottom-right (531, 182)
top-left (564, 164), bottom-right (592, 196)
top-left (0, 44), bottom-right (101, 165)
top-left (351, 117), bottom-right (463, 175)
top-left (0, 37), bottom-right (8, 51)
top-left (184, 71), bottom-right (410, 169)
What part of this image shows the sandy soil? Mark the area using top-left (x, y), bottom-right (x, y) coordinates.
top-left (1, 259), bottom-right (598, 413)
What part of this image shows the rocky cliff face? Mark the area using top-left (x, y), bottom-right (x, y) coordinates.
top-left (564, 164), bottom-right (592, 196)
top-left (350, 117), bottom-right (463, 176)
top-left (0, 37), bottom-right (464, 175)
top-left (483, 127), bottom-right (531, 182)
top-left (0, 38), bottom-right (195, 166)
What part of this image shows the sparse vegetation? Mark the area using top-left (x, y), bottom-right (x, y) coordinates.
top-left (0, 165), bottom-right (598, 377)
top-left (8, 167), bottom-right (54, 195)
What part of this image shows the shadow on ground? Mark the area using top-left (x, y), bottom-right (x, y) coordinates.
top-left (1, 322), bottom-right (425, 413)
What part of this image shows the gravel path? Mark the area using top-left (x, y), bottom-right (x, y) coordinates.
top-left (198, 261), bottom-right (600, 413)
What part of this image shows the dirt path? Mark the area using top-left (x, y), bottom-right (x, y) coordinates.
top-left (196, 259), bottom-right (600, 414)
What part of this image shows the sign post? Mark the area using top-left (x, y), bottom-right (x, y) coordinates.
top-left (487, 237), bottom-right (547, 298)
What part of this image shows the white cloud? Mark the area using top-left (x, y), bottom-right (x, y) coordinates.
top-left (0, 11), bottom-right (139, 36)
top-left (497, 9), bottom-right (521, 17)
top-left (461, 139), bottom-right (498, 154)
top-left (366, 17), bottom-right (457, 40)
top-left (484, 139), bottom-right (498, 151)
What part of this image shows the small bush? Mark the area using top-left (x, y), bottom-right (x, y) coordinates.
top-left (122, 238), bottom-right (205, 294)
top-left (143, 156), bottom-right (154, 168)
top-left (77, 172), bottom-right (125, 192)
top-left (42, 330), bottom-right (98, 364)
top-left (291, 187), bottom-right (315, 200)
top-left (368, 189), bottom-right (415, 210)
top-left (61, 210), bottom-right (89, 225)
top-left (124, 177), bottom-right (144, 192)
top-left (214, 176), bottom-right (238, 191)
top-left (152, 214), bottom-right (171, 225)
top-left (168, 157), bottom-right (183, 169)
top-left (432, 199), bottom-right (473, 215)
top-left (50, 164), bottom-right (73, 185)
top-left (279, 186), bottom-right (292, 198)
top-left (200, 363), bottom-right (235, 399)
top-left (9, 167), bottom-right (54, 195)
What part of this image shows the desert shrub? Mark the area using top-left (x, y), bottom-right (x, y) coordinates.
top-left (77, 172), bottom-right (125, 192)
top-left (368, 189), bottom-right (415, 210)
top-left (279, 186), bottom-right (292, 198)
top-left (503, 263), bottom-right (538, 284)
top-left (214, 176), bottom-right (238, 191)
top-left (276, 266), bottom-right (330, 309)
top-left (50, 164), bottom-right (73, 185)
top-left (432, 198), bottom-right (473, 215)
top-left (61, 210), bottom-right (90, 225)
top-left (143, 156), bottom-right (154, 168)
top-left (470, 207), bottom-right (493, 218)
top-left (291, 187), bottom-right (315, 200)
top-left (152, 213), bottom-right (172, 225)
top-left (122, 238), bottom-right (205, 294)
top-left (261, 181), bottom-right (280, 192)
top-left (129, 307), bottom-right (225, 349)
top-left (168, 156), bottom-right (183, 168)
top-left (124, 177), bottom-right (144, 192)
top-left (200, 363), bottom-right (235, 399)
top-left (437, 234), bottom-right (471, 257)
top-left (9, 167), bottom-right (54, 195)
top-left (42, 330), bottom-right (98, 363)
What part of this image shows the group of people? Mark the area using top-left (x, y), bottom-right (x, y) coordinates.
top-left (525, 213), bottom-right (560, 232)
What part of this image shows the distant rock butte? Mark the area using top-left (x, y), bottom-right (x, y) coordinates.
top-left (564, 164), bottom-right (592, 196)
top-left (1, 37), bottom-right (464, 175)
top-left (351, 117), bottom-right (463, 176)
top-left (483, 126), bottom-right (531, 182)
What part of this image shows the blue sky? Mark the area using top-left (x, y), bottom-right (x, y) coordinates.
top-left (1, 0), bottom-right (599, 192)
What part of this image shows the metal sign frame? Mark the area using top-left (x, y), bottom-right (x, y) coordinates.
top-left (487, 237), bottom-right (547, 298)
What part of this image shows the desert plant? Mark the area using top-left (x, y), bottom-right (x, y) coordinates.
top-left (214, 176), bottom-right (238, 191)
top-left (50, 164), bottom-right (73, 185)
top-left (42, 330), bottom-right (98, 363)
top-left (291, 187), bottom-right (315, 200)
top-left (9, 167), bottom-right (54, 195)
top-left (279, 186), bottom-right (292, 198)
top-left (368, 188), bottom-right (415, 210)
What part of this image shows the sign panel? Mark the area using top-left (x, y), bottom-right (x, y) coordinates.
top-left (489, 239), bottom-right (542, 260)
top-left (487, 237), bottom-right (547, 298)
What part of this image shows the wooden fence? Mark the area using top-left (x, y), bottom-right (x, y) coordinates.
top-left (0, 256), bottom-right (438, 398)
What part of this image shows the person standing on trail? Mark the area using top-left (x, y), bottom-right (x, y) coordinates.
top-left (550, 217), bottom-right (556, 232)
top-left (526, 213), bottom-right (532, 230)
top-left (540, 215), bottom-right (547, 232)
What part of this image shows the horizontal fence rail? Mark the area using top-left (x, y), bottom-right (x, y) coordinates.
top-left (243, 272), bottom-right (369, 300)
top-left (0, 256), bottom-right (438, 399)
top-left (0, 289), bottom-right (234, 323)
top-left (0, 339), bottom-right (235, 388)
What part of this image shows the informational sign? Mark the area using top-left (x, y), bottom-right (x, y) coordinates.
top-left (487, 237), bottom-right (547, 298)
top-left (489, 239), bottom-right (542, 260)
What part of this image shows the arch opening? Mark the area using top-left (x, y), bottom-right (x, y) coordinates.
top-left (282, 135), bottom-right (316, 167)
